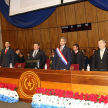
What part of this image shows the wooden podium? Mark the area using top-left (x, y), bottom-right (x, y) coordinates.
top-left (0, 68), bottom-right (108, 102)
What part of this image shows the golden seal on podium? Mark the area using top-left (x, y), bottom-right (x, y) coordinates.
top-left (70, 66), bottom-right (74, 70)
top-left (19, 71), bottom-right (40, 98)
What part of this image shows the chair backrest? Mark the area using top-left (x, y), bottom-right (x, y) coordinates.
top-left (43, 59), bottom-right (50, 69)
top-left (70, 64), bottom-right (79, 70)
top-left (14, 63), bottom-right (25, 68)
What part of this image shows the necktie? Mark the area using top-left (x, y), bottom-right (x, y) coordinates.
top-left (100, 50), bottom-right (103, 59)
top-left (60, 46), bottom-right (63, 52)
top-left (34, 51), bottom-right (36, 58)
top-left (5, 49), bottom-right (7, 54)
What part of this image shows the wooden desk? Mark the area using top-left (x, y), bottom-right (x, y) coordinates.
top-left (0, 68), bottom-right (108, 102)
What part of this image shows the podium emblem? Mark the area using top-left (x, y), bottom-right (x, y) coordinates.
top-left (19, 71), bottom-right (40, 98)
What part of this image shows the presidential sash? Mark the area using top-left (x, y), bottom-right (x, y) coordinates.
top-left (56, 47), bottom-right (68, 66)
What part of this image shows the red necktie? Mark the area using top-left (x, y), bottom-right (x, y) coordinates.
top-left (5, 49), bottom-right (7, 54)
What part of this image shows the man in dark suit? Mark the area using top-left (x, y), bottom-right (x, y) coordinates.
top-left (19, 53), bottom-right (25, 63)
top-left (90, 49), bottom-right (96, 70)
top-left (53, 37), bottom-right (72, 70)
top-left (91, 40), bottom-right (108, 71)
top-left (81, 49), bottom-right (89, 70)
top-left (29, 42), bottom-right (46, 69)
top-left (71, 44), bottom-right (85, 71)
top-left (15, 48), bottom-right (20, 63)
top-left (26, 52), bottom-right (30, 60)
top-left (1, 41), bottom-right (15, 67)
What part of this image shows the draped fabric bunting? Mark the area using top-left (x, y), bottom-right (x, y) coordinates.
top-left (89, 0), bottom-right (108, 11)
top-left (0, 0), bottom-right (56, 28)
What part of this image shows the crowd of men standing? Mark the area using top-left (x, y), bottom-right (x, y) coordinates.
top-left (0, 38), bottom-right (107, 71)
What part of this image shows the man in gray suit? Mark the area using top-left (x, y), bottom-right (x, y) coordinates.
top-left (0, 41), bottom-right (15, 68)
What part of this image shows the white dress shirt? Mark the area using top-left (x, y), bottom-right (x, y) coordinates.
top-left (60, 45), bottom-right (65, 51)
top-left (100, 47), bottom-right (106, 59)
top-left (32, 50), bottom-right (38, 58)
top-left (5, 48), bottom-right (9, 51)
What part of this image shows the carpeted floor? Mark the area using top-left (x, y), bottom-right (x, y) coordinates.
top-left (0, 101), bottom-right (32, 108)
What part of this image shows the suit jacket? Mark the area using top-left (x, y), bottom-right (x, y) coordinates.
top-left (90, 55), bottom-right (93, 71)
top-left (53, 46), bottom-right (72, 70)
top-left (1, 48), bottom-right (15, 67)
top-left (15, 53), bottom-right (20, 63)
top-left (71, 51), bottom-right (85, 70)
top-left (84, 56), bottom-right (89, 70)
top-left (91, 49), bottom-right (108, 71)
top-left (20, 56), bottom-right (25, 63)
top-left (30, 49), bottom-right (46, 69)
top-left (26, 56), bottom-right (30, 60)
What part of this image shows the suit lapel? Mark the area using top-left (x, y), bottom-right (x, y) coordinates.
top-left (98, 50), bottom-right (101, 61)
top-left (77, 51), bottom-right (80, 61)
top-left (34, 50), bottom-right (40, 58)
top-left (5, 48), bottom-right (10, 55)
top-left (102, 49), bottom-right (108, 60)
top-left (62, 46), bottom-right (66, 53)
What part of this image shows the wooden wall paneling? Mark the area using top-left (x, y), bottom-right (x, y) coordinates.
top-left (68, 32), bottom-right (78, 49)
top-left (0, 12), bottom-right (9, 30)
top-left (65, 4), bottom-right (76, 25)
top-left (1, 31), bottom-right (10, 48)
top-left (88, 23), bottom-right (99, 47)
top-left (98, 21), bottom-right (108, 44)
top-left (8, 23), bottom-right (17, 31)
top-left (32, 24), bottom-right (41, 30)
top-left (74, 2), bottom-right (86, 24)
top-left (85, 1), bottom-right (97, 23)
top-left (41, 29), bottom-right (50, 49)
top-left (58, 27), bottom-right (68, 46)
top-left (17, 30), bottom-right (26, 49)
top-left (56, 6), bottom-right (66, 27)
top-left (78, 31), bottom-right (88, 47)
top-left (79, 47), bottom-right (90, 58)
top-left (48, 9), bottom-right (57, 28)
top-left (40, 18), bottom-right (49, 29)
top-left (33, 29), bottom-right (42, 49)
top-left (43, 49), bottom-right (51, 56)
top-left (97, 8), bottom-right (108, 22)
top-left (49, 28), bottom-right (59, 49)
top-left (20, 49), bottom-right (27, 59)
top-left (27, 49), bottom-right (32, 53)
top-left (16, 27), bottom-right (25, 31)
top-left (9, 31), bottom-right (18, 49)
top-left (89, 47), bottom-right (98, 56)
top-left (25, 29), bottom-right (34, 49)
